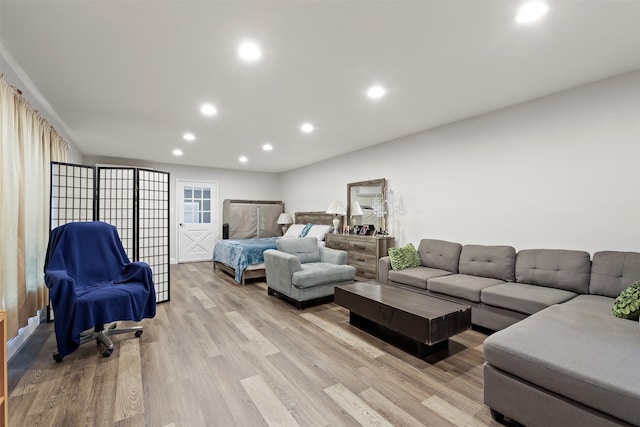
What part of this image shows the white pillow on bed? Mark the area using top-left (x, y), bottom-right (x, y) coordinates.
top-left (283, 223), bottom-right (306, 238)
top-left (306, 224), bottom-right (333, 241)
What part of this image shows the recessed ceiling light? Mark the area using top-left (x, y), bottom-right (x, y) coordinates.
top-left (516, 2), bottom-right (548, 23)
top-left (239, 156), bottom-right (248, 163)
top-left (262, 143), bottom-right (273, 151)
top-left (300, 123), bottom-right (314, 134)
top-left (200, 103), bottom-right (217, 116)
top-left (183, 133), bottom-right (195, 141)
top-left (367, 85), bottom-right (386, 99)
top-left (172, 149), bottom-right (183, 156)
top-left (238, 41), bottom-right (262, 62)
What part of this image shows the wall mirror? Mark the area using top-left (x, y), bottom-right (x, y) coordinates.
top-left (347, 178), bottom-right (387, 234)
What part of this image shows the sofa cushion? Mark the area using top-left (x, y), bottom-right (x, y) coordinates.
top-left (427, 274), bottom-right (504, 303)
top-left (417, 239), bottom-right (462, 273)
top-left (389, 267), bottom-right (452, 290)
top-left (481, 282), bottom-right (576, 315)
top-left (292, 263), bottom-right (355, 288)
top-left (561, 294), bottom-right (616, 312)
top-left (483, 304), bottom-right (640, 426)
top-left (590, 251), bottom-right (640, 297)
top-left (612, 280), bottom-right (640, 320)
top-left (388, 243), bottom-right (421, 270)
top-left (515, 249), bottom-right (591, 294)
top-left (458, 245), bottom-right (516, 282)
top-left (276, 237), bottom-right (320, 263)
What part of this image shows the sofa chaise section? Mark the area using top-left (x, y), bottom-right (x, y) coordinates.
top-left (483, 250), bottom-right (640, 426)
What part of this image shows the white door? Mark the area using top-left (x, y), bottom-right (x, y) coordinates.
top-left (177, 180), bottom-right (218, 262)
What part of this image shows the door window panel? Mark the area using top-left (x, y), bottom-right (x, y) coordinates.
top-left (183, 186), bottom-right (211, 224)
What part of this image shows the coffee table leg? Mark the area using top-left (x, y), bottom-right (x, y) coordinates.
top-left (417, 339), bottom-right (447, 358)
top-left (349, 311), bottom-right (447, 359)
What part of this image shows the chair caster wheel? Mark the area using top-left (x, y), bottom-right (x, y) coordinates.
top-left (135, 330), bottom-right (143, 338)
top-left (102, 349), bottom-right (113, 358)
top-left (53, 353), bottom-right (63, 363)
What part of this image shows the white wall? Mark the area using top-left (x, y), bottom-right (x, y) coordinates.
top-left (84, 155), bottom-right (280, 262)
top-left (281, 71), bottom-right (640, 254)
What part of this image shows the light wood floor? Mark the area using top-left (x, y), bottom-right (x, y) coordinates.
top-left (9, 262), bottom-right (503, 427)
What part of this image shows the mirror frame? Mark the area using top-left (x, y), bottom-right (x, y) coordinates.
top-left (347, 178), bottom-right (387, 233)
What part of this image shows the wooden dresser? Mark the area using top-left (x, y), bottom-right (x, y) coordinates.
top-left (325, 234), bottom-right (395, 281)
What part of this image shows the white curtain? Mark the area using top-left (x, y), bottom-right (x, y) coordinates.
top-left (0, 75), bottom-right (67, 339)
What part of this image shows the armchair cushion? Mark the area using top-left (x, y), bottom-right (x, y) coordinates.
top-left (276, 237), bottom-right (321, 263)
top-left (293, 263), bottom-right (356, 288)
top-left (320, 246), bottom-right (348, 265)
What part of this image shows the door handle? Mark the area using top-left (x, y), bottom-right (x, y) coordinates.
top-left (179, 223), bottom-right (184, 227)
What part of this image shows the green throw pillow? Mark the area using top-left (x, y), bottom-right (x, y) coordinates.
top-left (388, 243), bottom-right (421, 270)
top-left (612, 280), bottom-right (640, 321)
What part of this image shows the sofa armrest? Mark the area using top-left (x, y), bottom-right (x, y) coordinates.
top-left (264, 249), bottom-right (303, 294)
top-left (320, 247), bottom-right (348, 265)
top-left (378, 256), bottom-right (391, 283)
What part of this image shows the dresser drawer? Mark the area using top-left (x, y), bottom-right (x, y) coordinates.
top-left (326, 237), bottom-right (349, 251)
top-left (349, 239), bottom-right (377, 254)
top-left (348, 251), bottom-right (377, 267)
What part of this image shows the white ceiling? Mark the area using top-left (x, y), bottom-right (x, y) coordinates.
top-left (1, 1), bottom-right (639, 173)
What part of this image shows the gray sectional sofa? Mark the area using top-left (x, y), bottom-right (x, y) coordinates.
top-left (378, 239), bottom-right (640, 426)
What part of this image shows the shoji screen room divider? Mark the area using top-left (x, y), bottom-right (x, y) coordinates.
top-left (50, 162), bottom-right (170, 311)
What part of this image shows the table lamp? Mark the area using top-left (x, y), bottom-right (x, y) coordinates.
top-left (350, 201), bottom-right (363, 230)
top-left (277, 213), bottom-right (293, 235)
top-left (325, 201), bottom-right (346, 233)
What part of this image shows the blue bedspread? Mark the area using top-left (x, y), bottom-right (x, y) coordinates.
top-left (213, 237), bottom-right (279, 282)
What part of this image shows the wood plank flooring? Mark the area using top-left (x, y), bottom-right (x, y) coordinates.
top-left (8, 262), bottom-right (503, 427)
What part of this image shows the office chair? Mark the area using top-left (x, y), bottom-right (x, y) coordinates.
top-left (44, 221), bottom-right (156, 362)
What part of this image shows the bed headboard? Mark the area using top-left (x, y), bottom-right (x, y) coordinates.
top-left (294, 211), bottom-right (343, 229)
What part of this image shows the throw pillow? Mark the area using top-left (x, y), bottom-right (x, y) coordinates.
top-left (388, 243), bottom-right (422, 270)
top-left (612, 280), bottom-right (640, 321)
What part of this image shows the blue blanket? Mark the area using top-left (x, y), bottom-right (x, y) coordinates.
top-left (213, 237), bottom-right (279, 282)
top-left (44, 221), bottom-right (156, 358)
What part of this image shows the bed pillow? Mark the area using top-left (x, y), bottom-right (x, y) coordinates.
top-left (306, 224), bottom-right (333, 241)
top-left (388, 243), bottom-right (422, 270)
top-left (283, 224), bottom-right (306, 238)
top-left (299, 223), bottom-right (314, 237)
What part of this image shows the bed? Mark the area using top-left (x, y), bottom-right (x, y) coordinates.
top-left (213, 211), bottom-right (339, 285)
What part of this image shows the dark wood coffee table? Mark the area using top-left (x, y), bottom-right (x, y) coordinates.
top-left (335, 281), bottom-right (471, 358)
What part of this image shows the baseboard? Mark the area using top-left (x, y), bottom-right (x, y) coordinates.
top-left (7, 310), bottom-right (43, 362)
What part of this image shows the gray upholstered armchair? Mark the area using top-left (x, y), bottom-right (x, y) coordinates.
top-left (264, 237), bottom-right (356, 309)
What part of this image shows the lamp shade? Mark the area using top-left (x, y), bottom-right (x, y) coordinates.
top-left (350, 201), bottom-right (364, 216)
top-left (326, 201), bottom-right (346, 216)
top-left (277, 213), bottom-right (293, 225)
